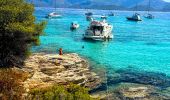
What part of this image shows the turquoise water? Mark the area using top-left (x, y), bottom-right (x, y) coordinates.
top-left (33, 7), bottom-right (170, 76)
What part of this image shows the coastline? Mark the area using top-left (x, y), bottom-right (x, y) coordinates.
top-left (22, 53), bottom-right (170, 99)
top-left (1, 52), bottom-right (170, 99)
top-left (20, 53), bottom-right (102, 95)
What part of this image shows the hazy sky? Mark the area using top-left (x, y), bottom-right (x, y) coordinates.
top-left (163, 0), bottom-right (170, 2)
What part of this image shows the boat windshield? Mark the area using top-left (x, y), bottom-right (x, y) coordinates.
top-left (90, 26), bottom-right (104, 31)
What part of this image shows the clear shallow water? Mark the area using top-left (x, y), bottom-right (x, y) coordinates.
top-left (33, 7), bottom-right (170, 76)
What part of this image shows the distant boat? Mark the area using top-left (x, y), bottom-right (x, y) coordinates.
top-left (126, 3), bottom-right (142, 21)
top-left (144, 0), bottom-right (154, 19)
top-left (145, 14), bottom-right (154, 19)
top-left (46, 0), bottom-right (62, 19)
top-left (127, 13), bottom-right (142, 21)
top-left (70, 21), bottom-right (80, 30)
top-left (86, 16), bottom-right (93, 21)
top-left (101, 15), bottom-right (108, 20)
top-left (108, 12), bottom-right (115, 16)
top-left (85, 10), bottom-right (93, 21)
top-left (47, 12), bottom-right (62, 18)
top-left (85, 12), bottom-right (93, 16)
top-left (83, 20), bottom-right (113, 40)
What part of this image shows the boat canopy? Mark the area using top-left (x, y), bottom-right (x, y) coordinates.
top-left (91, 21), bottom-right (107, 26)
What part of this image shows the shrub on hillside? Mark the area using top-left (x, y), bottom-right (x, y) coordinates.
top-left (0, 68), bottom-right (28, 100)
top-left (28, 83), bottom-right (98, 100)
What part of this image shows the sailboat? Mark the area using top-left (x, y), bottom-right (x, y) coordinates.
top-left (46, 0), bottom-right (62, 18)
top-left (126, 3), bottom-right (142, 21)
top-left (144, 0), bottom-right (154, 19)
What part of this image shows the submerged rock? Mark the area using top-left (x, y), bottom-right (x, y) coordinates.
top-left (90, 68), bottom-right (170, 100)
top-left (91, 83), bottom-right (170, 100)
top-left (113, 83), bottom-right (170, 100)
top-left (108, 69), bottom-right (170, 88)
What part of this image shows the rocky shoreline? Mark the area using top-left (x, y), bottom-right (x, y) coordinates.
top-left (18, 53), bottom-right (101, 93)
top-left (9, 53), bottom-right (170, 100)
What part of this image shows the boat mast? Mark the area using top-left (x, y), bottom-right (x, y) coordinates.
top-left (148, 0), bottom-right (151, 14)
top-left (55, 0), bottom-right (56, 12)
top-left (134, 3), bottom-right (138, 13)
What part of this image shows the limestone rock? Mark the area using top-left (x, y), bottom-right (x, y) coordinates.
top-left (21, 53), bottom-right (101, 93)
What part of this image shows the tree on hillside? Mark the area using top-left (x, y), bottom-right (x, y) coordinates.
top-left (0, 0), bottom-right (46, 67)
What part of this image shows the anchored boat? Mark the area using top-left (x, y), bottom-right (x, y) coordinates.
top-left (145, 14), bottom-right (154, 19)
top-left (46, 0), bottom-right (62, 19)
top-left (70, 22), bottom-right (80, 30)
top-left (126, 3), bottom-right (142, 21)
top-left (83, 19), bottom-right (113, 40)
top-left (126, 13), bottom-right (142, 21)
top-left (85, 12), bottom-right (93, 21)
top-left (47, 12), bottom-right (62, 18)
top-left (101, 15), bottom-right (108, 20)
top-left (108, 12), bottom-right (115, 16)
top-left (144, 0), bottom-right (154, 19)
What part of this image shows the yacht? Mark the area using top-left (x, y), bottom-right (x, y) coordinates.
top-left (126, 13), bottom-right (142, 21)
top-left (83, 19), bottom-right (113, 40)
top-left (47, 12), bottom-right (62, 18)
top-left (70, 22), bottom-right (80, 30)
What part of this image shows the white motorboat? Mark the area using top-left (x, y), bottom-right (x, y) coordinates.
top-left (47, 12), bottom-right (62, 18)
top-left (83, 20), bottom-right (113, 40)
top-left (70, 22), bottom-right (80, 30)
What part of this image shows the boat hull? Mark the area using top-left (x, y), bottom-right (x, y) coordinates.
top-left (126, 17), bottom-right (142, 21)
top-left (144, 16), bottom-right (154, 19)
top-left (70, 25), bottom-right (79, 30)
top-left (83, 35), bottom-right (113, 41)
top-left (48, 15), bottom-right (62, 19)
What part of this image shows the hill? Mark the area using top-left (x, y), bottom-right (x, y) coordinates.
top-left (30, 0), bottom-right (170, 11)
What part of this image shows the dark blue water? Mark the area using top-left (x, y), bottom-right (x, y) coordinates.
top-left (33, 7), bottom-right (170, 77)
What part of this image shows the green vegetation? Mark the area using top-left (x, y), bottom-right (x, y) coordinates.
top-left (0, 0), bottom-right (46, 67)
top-left (0, 68), bottom-right (98, 100)
top-left (28, 83), bottom-right (98, 100)
top-left (0, 68), bottom-right (28, 100)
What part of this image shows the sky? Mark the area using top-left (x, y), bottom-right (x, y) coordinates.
top-left (163, 0), bottom-right (170, 2)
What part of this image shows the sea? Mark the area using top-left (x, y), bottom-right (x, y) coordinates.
top-left (33, 7), bottom-right (170, 89)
